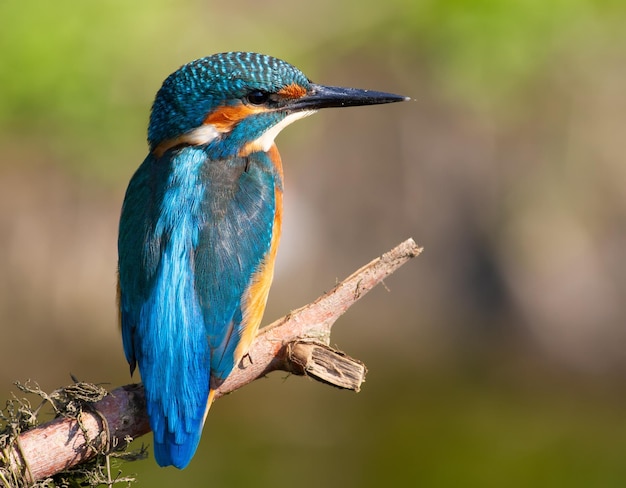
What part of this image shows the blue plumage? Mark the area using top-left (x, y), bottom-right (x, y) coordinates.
top-left (118, 51), bottom-right (406, 469)
top-left (119, 145), bottom-right (278, 468)
top-left (119, 148), bottom-right (210, 468)
top-left (195, 151), bottom-right (277, 379)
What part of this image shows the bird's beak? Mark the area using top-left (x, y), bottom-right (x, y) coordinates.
top-left (288, 83), bottom-right (409, 112)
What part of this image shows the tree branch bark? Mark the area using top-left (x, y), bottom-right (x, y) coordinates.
top-left (1, 238), bottom-right (422, 485)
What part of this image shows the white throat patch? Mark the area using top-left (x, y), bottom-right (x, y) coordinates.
top-left (251, 110), bottom-right (317, 152)
top-left (164, 110), bottom-right (316, 157)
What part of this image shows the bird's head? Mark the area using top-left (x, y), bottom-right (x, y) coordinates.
top-left (148, 52), bottom-right (407, 158)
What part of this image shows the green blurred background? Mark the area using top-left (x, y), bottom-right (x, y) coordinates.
top-left (2, 0), bottom-right (626, 486)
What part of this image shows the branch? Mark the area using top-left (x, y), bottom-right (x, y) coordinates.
top-left (1, 238), bottom-right (422, 485)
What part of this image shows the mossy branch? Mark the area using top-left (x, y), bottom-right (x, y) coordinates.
top-left (0, 238), bottom-right (422, 486)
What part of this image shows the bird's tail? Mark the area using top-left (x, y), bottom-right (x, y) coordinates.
top-left (153, 429), bottom-right (202, 470)
top-left (151, 388), bottom-right (218, 469)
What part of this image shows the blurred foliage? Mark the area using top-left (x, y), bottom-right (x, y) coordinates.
top-left (2, 0), bottom-right (625, 179)
top-left (1, 0), bottom-right (626, 486)
top-left (395, 0), bottom-right (625, 107)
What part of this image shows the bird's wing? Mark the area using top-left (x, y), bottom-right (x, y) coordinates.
top-left (118, 149), bottom-right (211, 468)
top-left (118, 152), bottom-right (165, 373)
top-left (194, 150), bottom-right (277, 382)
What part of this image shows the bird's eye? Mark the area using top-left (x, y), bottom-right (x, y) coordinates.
top-left (246, 90), bottom-right (270, 105)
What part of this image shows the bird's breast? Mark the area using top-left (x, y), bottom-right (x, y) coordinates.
top-left (234, 143), bottom-right (284, 362)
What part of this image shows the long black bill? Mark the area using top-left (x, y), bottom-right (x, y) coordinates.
top-left (289, 83), bottom-right (409, 111)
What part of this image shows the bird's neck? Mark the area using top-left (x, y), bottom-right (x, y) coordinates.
top-left (261, 143), bottom-right (283, 186)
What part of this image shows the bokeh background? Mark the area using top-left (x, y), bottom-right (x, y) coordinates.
top-left (2, 0), bottom-right (626, 486)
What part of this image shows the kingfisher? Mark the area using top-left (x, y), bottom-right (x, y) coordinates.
top-left (117, 51), bottom-right (407, 469)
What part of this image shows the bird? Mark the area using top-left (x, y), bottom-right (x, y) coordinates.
top-left (117, 51), bottom-right (408, 469)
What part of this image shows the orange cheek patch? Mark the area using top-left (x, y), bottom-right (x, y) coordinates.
top-left (204, 103), bottom-right (265, 132)
top-left (278, 83), bottom-right (307, 99)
